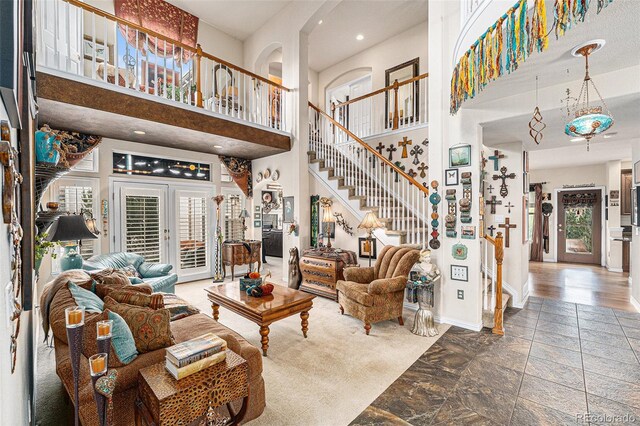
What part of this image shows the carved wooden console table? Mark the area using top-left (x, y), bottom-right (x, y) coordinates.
top-left (299, 248), bottom-right (357, 301)
top-left (222, 240), bottom-right (261, 280)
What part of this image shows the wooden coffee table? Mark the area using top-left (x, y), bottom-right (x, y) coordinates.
top-left (205, 283), bottom-right (315, 356)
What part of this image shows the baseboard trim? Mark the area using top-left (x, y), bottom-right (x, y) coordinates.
top-left (631, 296), bottom-right (640, 313)
top-left (440, 316), bottom-right (483, 332)
top-left (607, 267), bottom-right (624, 273)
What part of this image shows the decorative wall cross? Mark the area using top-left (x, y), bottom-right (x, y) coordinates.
top-left (487, 225), bottom-right (496, 237)
top-left (498, 218), bottom-right (517, 248)
top-left (418, 162), bottom-right (428, 178)
top-left (422, 137), bottom-right (429, 146)
top-left (488, 150), bottom-right (505, 171)
top-left (410, 145), bottom-right (423, 165)
top-left (481, 152), bottom-right (488, 170)
top-left (386, 145), bottom-right (397, 161)
top-left (398, 137), bottom-right (412, 159)
top-left (485, 195), bottom-right (502, 214)
top-left (505, 202), bottom-right (515, 214)
top-left (375, 142), bottom-right (386, 156)
top-left (407, 169), bottom-right (417, 178)
top-left (493, 166), bottom-right (516, 197)
top-left (393, 161), bottom-right (405, 182)
top-left (486, 184), bottom-right (494, 194)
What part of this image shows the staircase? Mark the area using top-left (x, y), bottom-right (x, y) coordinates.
top-left (308, 103), bottom-right (429, 246)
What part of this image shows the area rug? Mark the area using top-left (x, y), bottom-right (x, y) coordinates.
top-left (177, 278), bottom-right (448, 426)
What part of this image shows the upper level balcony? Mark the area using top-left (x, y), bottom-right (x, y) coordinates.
top-left (35, 0), bottom-right (291, 159)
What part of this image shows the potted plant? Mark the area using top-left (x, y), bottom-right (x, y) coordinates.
top-left (35, 232), bottom-right (59, 275)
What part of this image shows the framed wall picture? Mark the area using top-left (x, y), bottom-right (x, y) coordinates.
top-left (283, 196), bottom-right (294, 223)
top-left (358, 237), bottom-right (377, 259)
top-left (255, 206), bottom-right (261, 213)
top-left (632, 186), bottom-right (639, 226)
top-left (254, 220), bottom-right (261, 228)
top-left (385, 58), bottom-right (419, 127)
top-left (634, 161), bottom-right (640, 184)
top-left (449, 145), bottom-right (471, 168)
top-left (254, 213), bottom-right (261, 220)
top-left (450, 265), bottom-right (468, 281)
top-left (445, 168), bottom-right (459, 186)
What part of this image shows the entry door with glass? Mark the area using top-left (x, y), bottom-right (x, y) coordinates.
top-left (557, 189), bottom-right (602, 265)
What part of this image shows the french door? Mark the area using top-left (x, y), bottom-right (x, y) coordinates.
top-left (113, 181), bottom-right (214, 281)
top-left (557, 189), bottom-right (602, 265)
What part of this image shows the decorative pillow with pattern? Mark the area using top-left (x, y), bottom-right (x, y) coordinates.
top-left (161, 293), bottom-right (201, 321)
top-left (103, 296), bottom-right (173, 353)
top-left (108, 289), bottom-right (164, 310)
top-left (95, 282), bottom-right (152, 300)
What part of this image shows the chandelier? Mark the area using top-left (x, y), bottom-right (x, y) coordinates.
top-left (564, 40), bottom-right (613, 151)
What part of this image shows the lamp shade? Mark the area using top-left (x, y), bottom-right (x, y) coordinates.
top-left (322, 206), bottom-right (334, 223)
top-left (358, 211), bottom-right (384, 231)
top-left (239, 208), bottom-right (250, 219)
top-left (47, 214), bottom-right (99, 242)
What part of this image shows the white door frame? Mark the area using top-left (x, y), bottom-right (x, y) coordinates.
top-left (552, 186), bottom-right (606, 266)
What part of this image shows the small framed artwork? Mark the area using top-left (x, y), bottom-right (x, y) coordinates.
top-left (254, 213), bottom-right (261, 220)
top-left (631, 187), bottom-right (639, 226)
top-left (254, 206), bottom-right (261, 213)
top-left (254, 220), bottom-right (261, 228)
top-left (451, 265), bottom-right (468, 282)
top-left (283, 196), bottom-right (294, 223)
top-left (449, 145), bottom-right (471, 168)
top-left (634, 161), bottom-right (640, 184)
top-left (461, 226), bottom-right (476, 239)
top-left (445, 168), bottom-right (459, 186)
top-left (358, 237), bottom-right (377, 259)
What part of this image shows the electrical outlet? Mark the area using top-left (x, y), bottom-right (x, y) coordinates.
top-left (457, 290), bottom-right (464, 300)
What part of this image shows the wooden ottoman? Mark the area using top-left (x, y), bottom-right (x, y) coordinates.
top-left (135, 350), bottom-right (249, 426)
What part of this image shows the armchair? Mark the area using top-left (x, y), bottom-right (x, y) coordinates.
top-left (336, 245), bottom-right (420, 335)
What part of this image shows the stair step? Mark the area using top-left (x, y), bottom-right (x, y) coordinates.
top-left (482, 291), bottom-right (511, 329)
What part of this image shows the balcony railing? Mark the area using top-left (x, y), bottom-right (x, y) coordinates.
top-left (35, 0), bottom-right (289, 132)
top-left (330, 73), bottom-right (428, 139)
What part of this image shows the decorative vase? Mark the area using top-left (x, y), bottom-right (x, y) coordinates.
top-left (35, 130), bottom-right (60, 164)
top-left (60, 245), bottom-right (83, 271)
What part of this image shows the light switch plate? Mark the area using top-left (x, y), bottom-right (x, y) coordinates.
top-left (451, 265), bottom-right (468, 281)
top-left (457, 290), bottom-right (464, 300)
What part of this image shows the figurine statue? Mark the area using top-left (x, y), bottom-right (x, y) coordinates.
top-left (411, 248), bottom-right (441, 282)
top-left (407, 248), bottom-right (441, 337)
top-left (288, 247), bottom-right (302, 289)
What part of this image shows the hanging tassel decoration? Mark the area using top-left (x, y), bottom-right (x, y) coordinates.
top-left (597, 0), bottom-right (613, 13)
top-left (573, 0), bottom-right (589, 22)
top-left (554, 0), bottom-right (571, 39)
top-left (531, 0), bottom-right (548, 52)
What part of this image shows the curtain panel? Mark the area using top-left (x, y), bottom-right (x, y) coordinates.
top-left (530, 183), bottom-right (544, 262)
top-left (114, 0), bottom-right (199, 64)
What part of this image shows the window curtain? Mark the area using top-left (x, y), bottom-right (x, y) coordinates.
top-left (219, 156), bottom-right (253, 198)
top-left (114, 0), bottom-right (199, 64)
top-left (530, 183), bottom-right (544, 261)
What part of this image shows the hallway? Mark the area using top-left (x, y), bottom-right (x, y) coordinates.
top-left (528, 262), bottom-right (634, 312)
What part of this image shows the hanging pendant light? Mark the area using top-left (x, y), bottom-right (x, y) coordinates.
top-left (564, 40), bottom-right (613, 151)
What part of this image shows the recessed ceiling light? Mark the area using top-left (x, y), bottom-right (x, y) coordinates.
top-left (318, 19), bottom-right (323, 25)
top-left (213, 145), bottom-right (223, 149)
top-left (133, 130), bottom-right (146, 135)
top-left (356, 34), bottom-right (364, 41)
top-left (570, 137), bottom-right (586, 142)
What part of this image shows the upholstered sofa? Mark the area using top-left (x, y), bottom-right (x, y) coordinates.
top-left (41, 270), bottom-right (265, 426)
top-left (336, 245), bottom-right (420, 334)
top-left (82, 252), bottom-right (178, 294)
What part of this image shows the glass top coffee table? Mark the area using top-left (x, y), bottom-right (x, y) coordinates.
top-left (205, 282), bottom-right (315, 356)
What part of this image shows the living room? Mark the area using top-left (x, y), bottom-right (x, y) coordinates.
top-left (2, 0), bottom-right (640, 425)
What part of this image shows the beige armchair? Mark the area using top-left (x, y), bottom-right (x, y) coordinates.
top-left (336, 245), bottom-right (420, 335)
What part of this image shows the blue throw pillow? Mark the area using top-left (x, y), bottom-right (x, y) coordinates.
top-left (128, 276), bottom-right (144, 285)
top-left (68, 281), bottom-right (104, 313)
top-left (138, 262), bottom-right (172, 278)
top-left (108, 310), bottom-right (138, 364)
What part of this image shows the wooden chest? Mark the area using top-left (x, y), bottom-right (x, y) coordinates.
top-left (299, 249), bottom-right (356, 300)
top-left (222, 241), bottom-right (261, 280)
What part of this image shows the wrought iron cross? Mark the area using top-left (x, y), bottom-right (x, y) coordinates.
top-left (410, 145), bottom-right (423, 165)
top-left (493, 166), bottom-right (516, 198)
top-left (488, 150), bottom-right (505, 171)
top-left (418, 162), bottom-right (428, 178)
top-left (505, 202), bottom-right (515, 214)
top-left (386, 145), bottom-right (397, 161)
top-left (407, 169), bottom-right (417, 178)
top-left (486, 184), bottom-right (494, 194)
top-left (398, 137), bottom-right (412, 158)
top-left (498, 218), bottom-right (517, 248)
top-left (487, 225), bottom-right (496, 237)
top-left (375, 142), bottom-right (386, 156)
top-left (485, 195), bottom-right (502, 214)
top-left (394, 161), bottom-right (405, 182)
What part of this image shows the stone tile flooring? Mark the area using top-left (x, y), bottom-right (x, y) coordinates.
top-left (351, 297), bottom-right (640, 425)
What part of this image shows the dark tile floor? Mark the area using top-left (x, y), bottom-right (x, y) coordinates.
top-left (351, 297), bottom-right (640, 425)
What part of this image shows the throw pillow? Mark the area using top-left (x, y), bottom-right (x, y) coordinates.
top-left (108, 289), bottom-right (164, 310)
top-left (103, 296), bottom-right (173, 353)
top-left (95, 282), bottom-right (151, 300)
top-left (128, 276), bottom-right (144, 285)
top-left (119, 265), bottom-right (141, 278)
top-left (82, 311), bottom-right (138, 367)
top-left (161, 293), bottom-right (201, 321)
top-left (138, 262), bottom-right (172, 278)
top-left (68, 281), bottom-right (104, 313)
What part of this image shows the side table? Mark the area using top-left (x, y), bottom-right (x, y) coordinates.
top-left (135, 350), bottom-right (249, 426)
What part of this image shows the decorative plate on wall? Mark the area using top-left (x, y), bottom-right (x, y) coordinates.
top-left (272, 170), bottom-right (279, 181)
top-left (262, 192), bottom-right (272, 203)
top-left (256, 172), bottom-right (263, 183)
top-left (264, 168), bottom-right (271, 179)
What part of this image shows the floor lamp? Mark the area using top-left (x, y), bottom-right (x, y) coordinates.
top-left (358, 211), bottom-right (383, 267)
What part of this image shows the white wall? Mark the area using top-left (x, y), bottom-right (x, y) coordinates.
top-left (631, 140), bottom-right (640, 309)
top-left (317, 22), bottom-right (428, 106)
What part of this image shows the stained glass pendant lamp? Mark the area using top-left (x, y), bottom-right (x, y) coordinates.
top-left (564, 40), bottom-right (613, 151)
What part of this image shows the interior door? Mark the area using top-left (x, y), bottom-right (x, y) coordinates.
top-left (114, 183), bottom-right (170, 264)
top-left (39, 0), bottom-right (82, 74)
top-left (557, 189), bottom-right (602, 265)
top-left (172, 188), bottom-right (213, 280)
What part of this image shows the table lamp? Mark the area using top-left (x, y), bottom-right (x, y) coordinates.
top-left (239, 208), bottom-right (250, 240)
top-left (358, 211), bottom-right (384, 266)
top-left (48, 214), bottom-right (98, 271)
top-left (322, 206), bottom-right (335, 249)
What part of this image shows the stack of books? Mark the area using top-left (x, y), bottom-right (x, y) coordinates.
top-left (165, 333), bottom-right (227, 380)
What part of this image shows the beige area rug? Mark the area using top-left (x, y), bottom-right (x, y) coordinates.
top-left (176, 276), bottom-right (449, 426)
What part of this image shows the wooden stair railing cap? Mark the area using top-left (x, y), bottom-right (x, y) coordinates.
top-left (309, 102), bottom-right (428, 195)
top-left (334, 73), bottom-right (428, 108)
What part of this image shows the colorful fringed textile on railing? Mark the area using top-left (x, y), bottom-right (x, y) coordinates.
top-left (450, 0), bottom-right (613, 114)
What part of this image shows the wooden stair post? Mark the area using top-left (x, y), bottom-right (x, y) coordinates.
top-left (392, 79), bottom-right (399, 130)
top-left (195, 44), bottom-right (203, 108)
top-left (493, 232), bottom-right (504, 335)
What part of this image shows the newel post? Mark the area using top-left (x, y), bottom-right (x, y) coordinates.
top-left (392, 79), bottom-right (400, 130)
top-left (493, 232), bottom-right (505, 335)
top-left (195, 43), bottom-right (203, 108)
